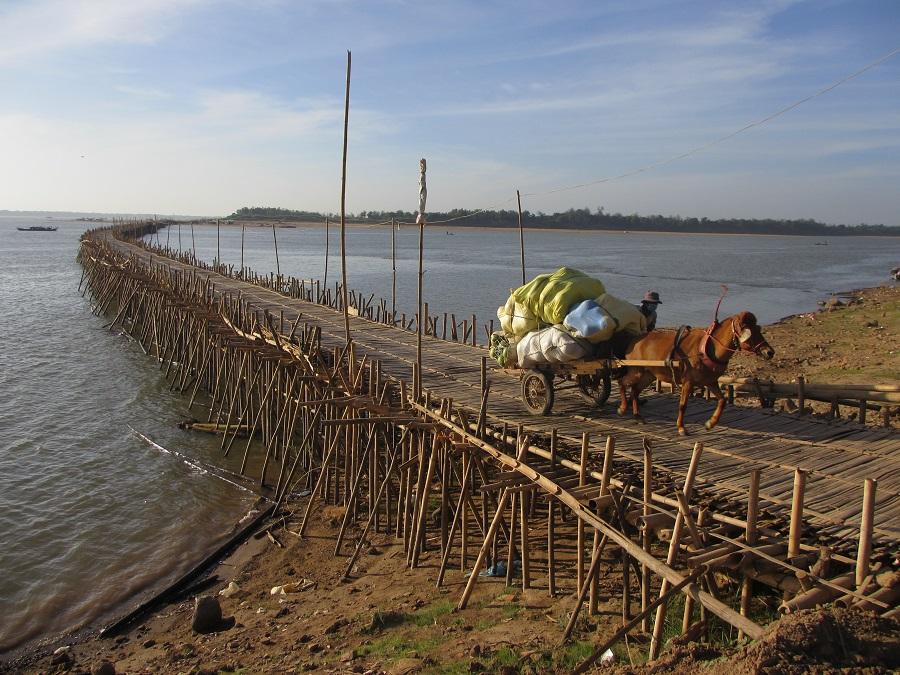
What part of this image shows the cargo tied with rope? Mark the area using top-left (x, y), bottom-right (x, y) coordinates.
top-left (489, 267), bottom-right (677, 415)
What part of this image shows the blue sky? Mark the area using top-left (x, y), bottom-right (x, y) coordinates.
top-left (0, 0), bottom-right (898, 224)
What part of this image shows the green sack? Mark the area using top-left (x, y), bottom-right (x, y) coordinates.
top-left (513, 267), bottom-right (606, 325)
top-left (489, 332), bottom-right (515, 368)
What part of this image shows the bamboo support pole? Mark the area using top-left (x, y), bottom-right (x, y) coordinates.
top-left (577, 433), bottom-right (589, 591)
top-left (738, 468), bottom-right (760, 640)
top-left (457, 489), bottom-right (510, 610)
top-left (641, 439), bottom-right (653, 632)
top-left (649, 442), bottom-right (703, 660)
top-left (856, 478), bottom-right (876, 587)
top-left (573, 567), bottom-right (707, 675)
top-left (788, 468), bottom-right (807, 562)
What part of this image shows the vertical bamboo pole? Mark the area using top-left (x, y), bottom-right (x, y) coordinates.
top-left (788, 468), bottom-right (807, 561)
top-left (641, 439), bottom-right (652, 632)
top-left (240, 222), bottom-right (245, 274)
top-left (856, 478), bottom-right (876, 587)
top-left (190, 221), bottom-right (196, 259)
top-left (457, 490), bottom-right (510, 610)
top-left (590, 436), bottom-right (615, 614)
top-left (516, 189), bottom-right (526, 285)
top-left (323, 217), bottom-right (330, 292)
top-left (390, 217), bottom-right (396, 322)
top-left (577, 433), bottom-right (589, 591)
top-left (272, 223), bottom-right (280, 279)
top-left (649, 441), bottom-right (703, 661)
top-left (339, 51), bottom-right (352, 345)
top-left (738, 468), bottom-right (760, 640)
top-left (505, 492), bottom-right (518, 587)
top-left (548, 428), bottom-right (557, 596)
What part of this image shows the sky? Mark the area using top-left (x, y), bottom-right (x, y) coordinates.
top-left (0, 0), bottom-right (898, 224)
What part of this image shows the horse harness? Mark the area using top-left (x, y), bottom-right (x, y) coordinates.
top-left (699, 318), bottom-right (748, 373)
top-left (666, 324), bottom-right (691, 382)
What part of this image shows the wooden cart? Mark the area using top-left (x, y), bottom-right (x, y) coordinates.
top-left (502, 358), bottom-right (678, 416)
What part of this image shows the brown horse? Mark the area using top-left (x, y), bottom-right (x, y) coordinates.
top-left (616, 312), bottom-right (775, 435)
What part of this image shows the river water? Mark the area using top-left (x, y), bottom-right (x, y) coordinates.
top-left (1, 216), bottom-right (897, 655)
top-left (162, 221), bottom-right (898, 327)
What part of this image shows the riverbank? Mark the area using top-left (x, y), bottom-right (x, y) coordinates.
top-left (730, 284), bottom-right (899, 426)
top-left (18, 496), bottom-right (899, 674)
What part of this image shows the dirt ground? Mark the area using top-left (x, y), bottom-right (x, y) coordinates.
top-left (19, 503), bottom-right (652, 675)
top-left (12, 286), bottom-right (900, 675)
top-left (21, 504), bottom-right (899, 675)
top-left (620, 606), bottom-right (900, 675)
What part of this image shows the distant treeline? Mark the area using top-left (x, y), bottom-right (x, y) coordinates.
top-left (228, 206), bottom-right (899, 236)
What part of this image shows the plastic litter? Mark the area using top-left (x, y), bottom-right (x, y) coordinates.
top-left (219, 581), bottom-right (240, 598)
top-left (270, 579), bottom-right (316, 595)
top-left (465, 558), bottom-right (521, 578)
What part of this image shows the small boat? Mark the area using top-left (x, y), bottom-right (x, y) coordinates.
top-left (17, 226), bottom-right (58, 232)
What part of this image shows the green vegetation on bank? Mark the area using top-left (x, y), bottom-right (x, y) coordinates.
top-left (228, 205), bottom-right (899, 236)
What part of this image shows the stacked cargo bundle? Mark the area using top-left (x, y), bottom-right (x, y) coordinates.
top-left (490, 267), bottom-right (646, 368)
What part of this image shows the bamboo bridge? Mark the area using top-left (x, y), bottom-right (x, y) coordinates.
top-left (78, 221), bottom-right (899, 669)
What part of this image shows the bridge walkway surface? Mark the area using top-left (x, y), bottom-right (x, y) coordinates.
top-left (110, 235), bottom-right (900, 550)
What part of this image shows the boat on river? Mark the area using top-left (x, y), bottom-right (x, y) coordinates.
top-left (17, 226), bottom-right (58, 232)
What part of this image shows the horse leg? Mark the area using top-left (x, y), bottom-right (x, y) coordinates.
top-left (617, 370), bottom-right (638, 416)
top-left (631, 373), bottom-right (653, 423)
top-left (676, 381), bottom-right (693, 436)
top-left (617, 379), bottom-right (630, 416)
top-left (704, 382), bottom-right (727, 430)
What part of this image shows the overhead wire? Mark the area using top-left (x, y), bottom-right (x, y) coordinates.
top-left (392, 46), bottom-right (900, 225)
top-left (525, 45), bottom-right (900, 198)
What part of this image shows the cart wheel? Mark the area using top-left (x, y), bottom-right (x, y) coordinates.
top-left (521, 370), bottom-right (554, 416)
top-left (577, 372), bottom-right (612, 407)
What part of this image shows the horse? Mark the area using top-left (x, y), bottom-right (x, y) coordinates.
top-left (616, 311), bottom-right (775, 435)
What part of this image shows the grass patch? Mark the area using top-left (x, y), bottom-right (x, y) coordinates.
top-left (407, 600), bottom-right (455, 627)
top-left (359, 632), bottom-right (442, 659)
top-left (501, 603), bottom-right (522, 621)
top-left (367, 600), bottom-right (455, 632)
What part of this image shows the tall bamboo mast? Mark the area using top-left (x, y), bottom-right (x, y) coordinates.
top-left (323, 217), bottom-right (330, 290)
top-left (415, 158), bottom-right (427, 397)
top-left (517, 189), bottom-right (526, 285)
top-left (339, 51), bottom-right (352, 345)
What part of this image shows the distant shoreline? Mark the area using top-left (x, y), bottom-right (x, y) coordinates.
top-left (208, 219), bottom-right (900, 238)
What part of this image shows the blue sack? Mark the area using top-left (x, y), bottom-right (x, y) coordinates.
top-left (563, 299), bottom-right (616, 343)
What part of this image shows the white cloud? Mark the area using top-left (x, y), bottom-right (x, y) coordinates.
top-left (194, 90), bottom-right (341, 141)
top-left (115, 85), bottom-right (170, 99)
top-left (0, 0), bottom-right (207, 66)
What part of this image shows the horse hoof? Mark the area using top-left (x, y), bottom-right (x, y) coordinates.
top-left (617, 408), bottom-right (626, 417)
top-left (704, 421), bottom-right (716, 431)
top-left (677, 427), bottom-right (687, 436)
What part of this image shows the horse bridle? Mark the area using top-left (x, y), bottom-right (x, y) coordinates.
top-left (700, 318), bottom-right (766, 370)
